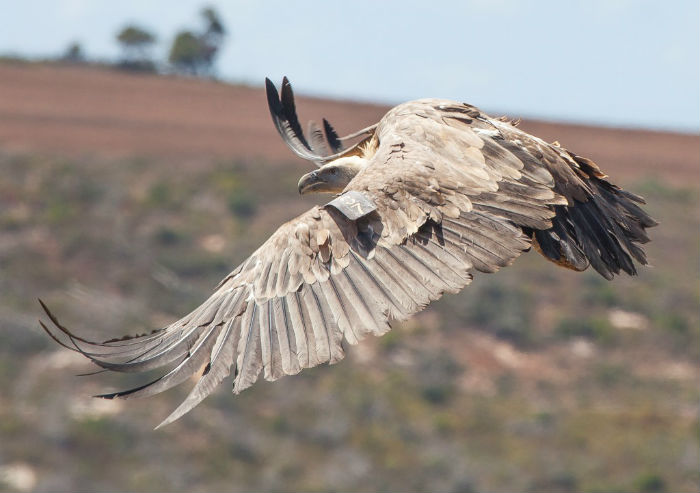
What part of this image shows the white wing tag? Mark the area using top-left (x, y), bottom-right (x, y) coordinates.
top-left (326, 191), bottom-right (376, 220)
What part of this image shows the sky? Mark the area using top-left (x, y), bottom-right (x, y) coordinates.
top-left (1, 0), bottom-right (698, 132)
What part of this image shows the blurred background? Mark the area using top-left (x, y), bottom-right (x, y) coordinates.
top-left (0, 1), bottom-right (698, 492)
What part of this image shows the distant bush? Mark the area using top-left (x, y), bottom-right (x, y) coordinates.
top-left (0, 54), bottom-right (30, 64)
top-left (582, 275), bottom-right (619, 307)
top-left (61, 42), bottom-right (85, 63)
top-left (146, 183), bottom-right (173, 207)
top-left (634, 178), bottom-right (694, 203)
top-left (654, 312), bottom-right (690, 335)
top-left (421, 384), bottom-right (454, 405)
top-left (416, 350), bottom-right (462, 406)
top-left (115, 59), bottom-right (156, 73)
top-left (153, 226), bottom-right (183, 246)
top-left (530, 473), bottom-right (578, 492)
top-left (378, 329), bottom-right (403, 352)
top-left (227, 190), bottom-right (257, 219)
top-left (593, 363), bottom-right (629, 387)
top-left (462, 282), bottom-right (535, 348)
top-left (634, 472), bottom-right (666, 493)
top-left (555, 316), bottom-right (616, 345)
top-left (159, 251), bottom-right (229, 279)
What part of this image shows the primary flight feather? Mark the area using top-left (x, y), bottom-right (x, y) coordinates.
top-left (40, 77), bottom-right (656, 428)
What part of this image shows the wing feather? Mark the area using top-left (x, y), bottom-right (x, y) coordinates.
top-left (308, 282), bottom-right (344, 363)
top-left (320, 276), bottom-right (360, 345)
top-left (155, 316), bottom-right (240, 429)
top-left (99, 324), bottom-right (221, 400)
top-left (285, 291), bottom-right (311, 369)
top-left (338, 267), bottom-right (389, 337)
top-left (371, 249), bottom-right (433, 309)
top-left (233, 302), bottom-right (262, 393)
top-left (272, 296), bottom-right (300, 375)
top-left (349, 251), bottom-right (413, 319)
top-left (301, 284), bottom-right (332, 363)
top-left (258, 300), bottom-right (274, 380)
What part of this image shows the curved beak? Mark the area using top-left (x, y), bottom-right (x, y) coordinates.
top-left (298, 170), bottom-right (320, 195)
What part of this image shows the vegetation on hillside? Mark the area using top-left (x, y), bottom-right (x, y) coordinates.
top-left (0, 148), bottom-right (697, 492)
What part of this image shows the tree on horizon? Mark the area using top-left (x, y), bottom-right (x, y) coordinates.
top-left (199, 6), bottom-right (226, 75)
top-left (116, 24), bottom-right (156, 71)
top-left (168, 30), bottom-right (203, 75)
top-left (62, 42), bottom-right (85, 63)
top-left (168, 6), bottom-right (227, 77)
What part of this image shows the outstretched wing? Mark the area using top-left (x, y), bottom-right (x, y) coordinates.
top-left (353, 99), bottom-right (655, 278)
top-left (41, 98), bottom-right (654, 428)
top-left (265, 77), bottom-right (377, 165)
top-left (481, 116), bottom-right (656, 278)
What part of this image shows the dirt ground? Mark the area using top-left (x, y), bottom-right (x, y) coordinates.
top-left (0, 62), bottom-right (697, 186)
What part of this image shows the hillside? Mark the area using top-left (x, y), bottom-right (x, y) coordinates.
top-left (0, 63), bottom-right (697, 184)
top-left (0, 62), bottom-right (698, 492)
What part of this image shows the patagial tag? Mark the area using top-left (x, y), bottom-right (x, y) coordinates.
top-left (326, 191), bottom-right (376, 220)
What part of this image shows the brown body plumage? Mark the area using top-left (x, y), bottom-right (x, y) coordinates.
top-left (41, 77), bottom-right (656, 428)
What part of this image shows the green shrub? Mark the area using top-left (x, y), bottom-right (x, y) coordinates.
top-left (227, 190), bottom-right (257, 219)
top-left (448, 281), bottom-right (535, 348)
top-left (593, 363), bottom-right (628, 387)
top-left (153, 226), bottom-right (183, 246)
top-left (634, 472), bottom-right (666, 493)
top-left (146, 182), bottom-right (172, 206)
top-left (583, 275), bottom-right (620, 307)
top-left (421, 384), bottom-right (454, 405)
top-left (655, 312), bottom-right (690, 335)
top-left (555, 316), bottom-right (616, 345)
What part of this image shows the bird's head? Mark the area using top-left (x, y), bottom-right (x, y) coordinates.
top-left (297, 156), bottom-right (367, 195)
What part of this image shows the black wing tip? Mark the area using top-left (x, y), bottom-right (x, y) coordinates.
top-left (265, 78), bottom-right (282, 113)
top-left (38, 298), bottom-right (100, 348)
top-left (38, 298), bottom-right (79, 347)
top-left (280, 76), bottom-right (293, 99)
top-left (93, 374), bottom-right (165, 400)
top-left (38, 297), bottom-right (57, 324)
top-left (94, 392), bottom-right (118, 400)
top-left (265, 76), bottom-right (285, 96)
top-left (264, 76), bottom-right (289, 89)
top-left (322, 118), bottom-right (343, 153)
top-left (265, 76), bottom-right (360, 163)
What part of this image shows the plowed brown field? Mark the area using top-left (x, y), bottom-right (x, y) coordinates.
top-left (1, 62), bottom-right (697, 185)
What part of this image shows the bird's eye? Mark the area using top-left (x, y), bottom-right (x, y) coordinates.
top-left (330, 168), bottom-right (337, 175)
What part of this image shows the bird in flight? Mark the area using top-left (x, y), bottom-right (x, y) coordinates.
top-left (40, 77), bottom-right (656, 428)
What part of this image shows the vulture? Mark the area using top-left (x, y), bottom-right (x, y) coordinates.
top-left (40, 77), bottom-right (657, 428)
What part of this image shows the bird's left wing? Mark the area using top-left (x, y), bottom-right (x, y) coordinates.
top-left (265, 77), bottom-right (377, 165)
